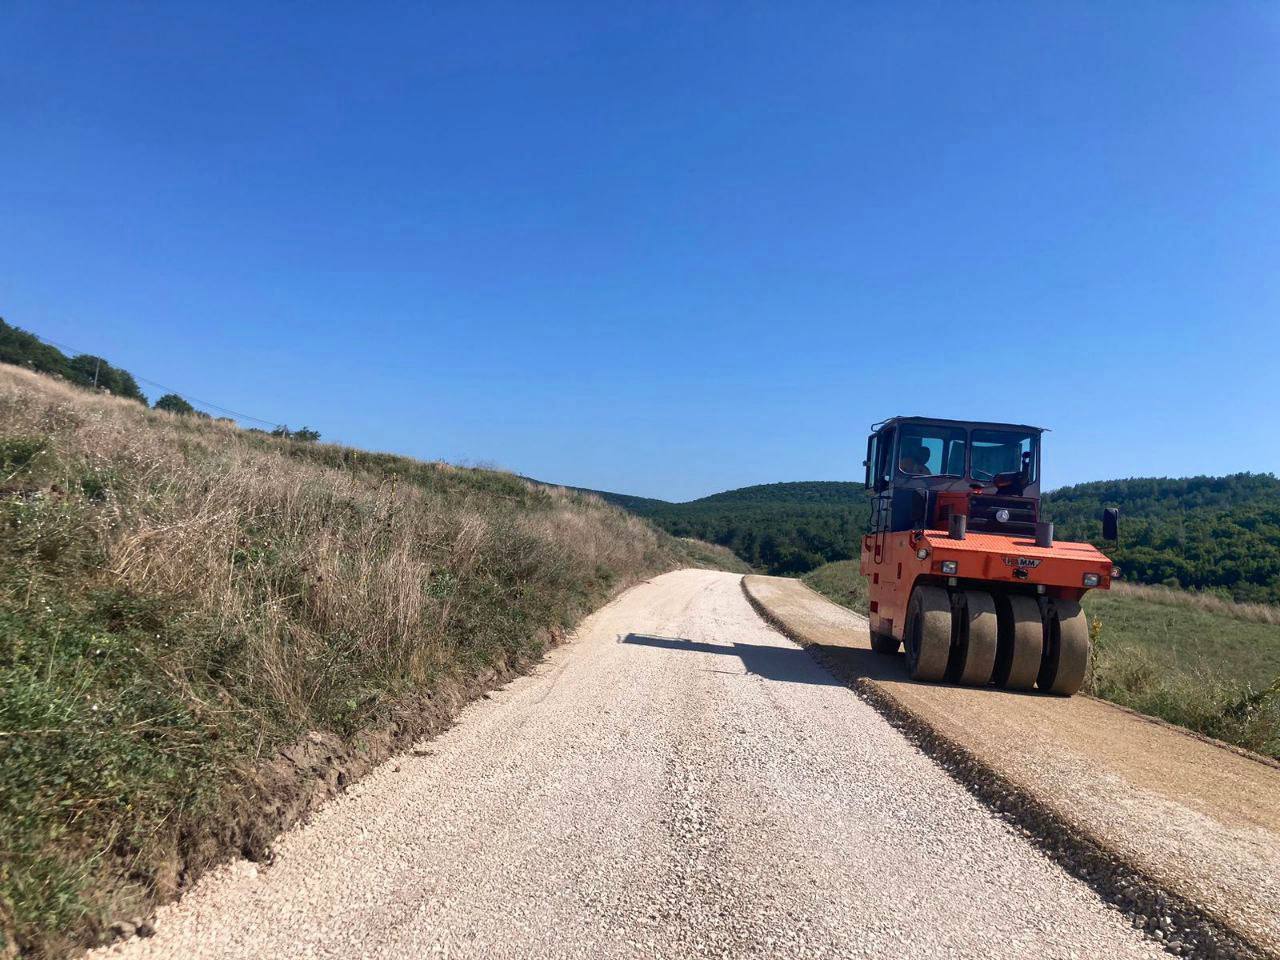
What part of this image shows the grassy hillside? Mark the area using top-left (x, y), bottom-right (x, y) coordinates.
top-left (0, 366), bottom-right (734, 956)
top-left (671, 538), bottom-right (753, 574)
top-left (1084, 585), bottom-right (1279, 757)
top-left (582, 481), bottom-right (870, 576)
top-left (801, 560), bottom-right (1280, 759)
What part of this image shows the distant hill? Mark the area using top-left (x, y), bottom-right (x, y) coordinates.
top-left (692, 481), bottom-right (865, 506)
top-left (560, 481), bottom-right (870, 576)
top-left (578, 475), bottom-right (1280, 599)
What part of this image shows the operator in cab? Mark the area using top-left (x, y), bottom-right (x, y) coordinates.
top-left (899, 443), bottom-right (932, 476)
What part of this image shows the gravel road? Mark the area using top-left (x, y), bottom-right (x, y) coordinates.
top-left (97, 570), bottom-right (1165, 960)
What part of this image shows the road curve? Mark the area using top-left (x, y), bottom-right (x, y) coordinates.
top-left (97, 570), bottom-right (1164, 960)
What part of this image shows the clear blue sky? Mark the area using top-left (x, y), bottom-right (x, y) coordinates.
top-left (3, 3), bottom-right (1277, 501)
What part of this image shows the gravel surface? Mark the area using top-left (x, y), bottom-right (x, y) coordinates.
top-left (743, 574), bottom-right (1280, 958)
top-left (96, 570), bottom-right (1164, 960)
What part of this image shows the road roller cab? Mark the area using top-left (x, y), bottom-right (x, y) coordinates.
top-left (859, 417), bottom-right (1118, 696)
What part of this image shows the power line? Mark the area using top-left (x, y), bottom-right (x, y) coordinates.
top-left (26, 329), bottom-right (284, 429)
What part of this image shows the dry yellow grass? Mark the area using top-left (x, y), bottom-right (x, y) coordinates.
top-left (2, 366), bottom-right (684, 717)
top-left (1110, 580), bottom-right (1280, 626)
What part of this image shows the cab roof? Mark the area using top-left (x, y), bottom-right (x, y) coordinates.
top-left (871, 416), bottom-right (1046, 434)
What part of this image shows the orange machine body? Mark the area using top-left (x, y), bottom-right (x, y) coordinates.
top-left (859, 528), bottom-right (1113, 642)
top-left (858, 416), bottom-right (1115, 645)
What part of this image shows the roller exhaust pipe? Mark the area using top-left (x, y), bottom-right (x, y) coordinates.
top-left (1035, 521), bottom-right (1053, 548)
top-left (948, 514), bottom-right (967, 540)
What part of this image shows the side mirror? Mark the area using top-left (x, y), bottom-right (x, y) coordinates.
top-left (1102, 507), bottom-right (1120, 541)
top-left (910, 488), bottom-right (929, 530)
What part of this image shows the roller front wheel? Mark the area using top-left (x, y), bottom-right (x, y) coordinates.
top-left (993, 594), bottom-right (1044, 691)
top-left (947, 590), bottom-right (998, 686)
top-left (1037, 598), bottom-right (1090, 696)
top-left (904, 585), bottom-right (951, 682)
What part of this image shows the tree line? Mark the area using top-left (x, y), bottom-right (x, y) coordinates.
top-left (1043, 473), bottom-right (1280, 603)
top-left (0, 318), bottom-right (147, 403)
top-left (1, 318), bottom-right (321, 442)
top-left (597, 476), bottom-right (1280, 600)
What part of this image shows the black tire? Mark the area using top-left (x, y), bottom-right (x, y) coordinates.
top-left (869, 631), bottom-right (900, 654)
top-left (946, 590), bottom-right (997, 686)
top-left (904, 585), bottom-right (951, 681)
top-left (992, 593), bottom-right (1044, 690)
top-left (1037, 599), bottom-right (1090, 696)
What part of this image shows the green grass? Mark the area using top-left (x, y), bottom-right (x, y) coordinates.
top-left (802, 560), bottom-right (1280, 759)
top-left (1083, 589), bottom-right (1280, 757)
top-left (801, 560), bottom-right (869, 614)
top-left (0, 582), bottom-right (234, 949)
top-left (673, 538), bottom-right (753, 574)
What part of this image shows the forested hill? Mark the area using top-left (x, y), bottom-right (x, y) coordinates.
top-left (573, 481), bottom-right (870, 576)
top-left (580, 475), bottom-right (1280, 600)
top-left (693, 481), bottom-right (865, 505)
top-left (1043, 473), bottom-right (1280, 603)
top-left (574, 489), bottom-right (672, 513)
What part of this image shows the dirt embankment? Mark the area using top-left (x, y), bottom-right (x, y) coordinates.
top-left (743, 574), bottom-right (1280, 960)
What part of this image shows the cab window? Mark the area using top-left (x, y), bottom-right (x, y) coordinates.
top-left (897, 425), bottom-right (966, 477)
top-left (875, 427), bottom-right (896, 488)
top-left (971, 429), bottom-right (1038, 482)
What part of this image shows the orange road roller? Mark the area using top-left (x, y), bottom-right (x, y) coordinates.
top-left (859, 417), bottom-right (1119, 696)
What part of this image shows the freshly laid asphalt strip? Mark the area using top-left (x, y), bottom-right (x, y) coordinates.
top-left (97, 570), bottom-right (1167, 960)
top-left (742, 573), bottom-right (1280, 960)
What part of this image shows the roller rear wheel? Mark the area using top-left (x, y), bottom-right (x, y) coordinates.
top-left (869, 631), bottom-right (900, 654)
top-left (1037, 598), bottom-right (1090, 696)
top-left (993, 594), bottom-right (1044, 690)
top-left (904, 585), bottom-right (950, 681)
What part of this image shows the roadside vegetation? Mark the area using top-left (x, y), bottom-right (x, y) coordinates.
top-left (800, 559), bottom-right (869, 613)
top-left (672, 538), bottom-right (752, 574)
top-left (801, 561), bottom-right (1280, 760)
top-left (1084, 586), bottom-right (1280, 758)
top-left (0, 366), bottom-right (735, 957)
